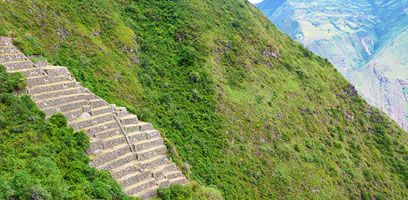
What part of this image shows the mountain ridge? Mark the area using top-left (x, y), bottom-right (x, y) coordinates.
top-left (257, 0), bottom-right (408, 131)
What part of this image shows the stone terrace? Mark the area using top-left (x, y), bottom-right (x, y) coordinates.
top-left (0, 36), bottom-right (187, 199)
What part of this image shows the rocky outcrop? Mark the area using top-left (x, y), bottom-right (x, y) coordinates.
top-left (0, 36), bottom-right (187, 199)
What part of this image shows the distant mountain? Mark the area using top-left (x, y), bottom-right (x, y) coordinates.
top-left (256, 0), bottom-right (408, 130)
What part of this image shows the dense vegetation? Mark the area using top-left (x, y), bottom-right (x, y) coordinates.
top-left (0, 66), bottom-right (133, 199)
top-left (155, 184), bottom-right (222, 200)
top-left (1, 0), bottom-right (408, 199)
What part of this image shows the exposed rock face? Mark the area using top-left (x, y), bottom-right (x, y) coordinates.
top-left (0, 36), bottom-right (187, 199)
top-left (256, 0), bottom-right (408, 131)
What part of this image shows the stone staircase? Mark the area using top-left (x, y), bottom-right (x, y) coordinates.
top-left (0, 36), bottom-right (187, 199)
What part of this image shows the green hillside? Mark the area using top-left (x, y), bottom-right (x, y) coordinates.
top-left (1, 0), bottom-right (408, 199)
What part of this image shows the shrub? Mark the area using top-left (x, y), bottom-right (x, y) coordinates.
top-left (0, 65), bottom-right (25, 94)
top-left (48, 113), bottom-right (68, 128)
top-left (158, 184), bottom-right (193, 200)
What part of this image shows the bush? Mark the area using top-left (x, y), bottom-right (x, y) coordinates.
top-left (0, 65), bottom-right (25, 94)
top-left (48, 113), bottom-right (68, 128)
top-left (158, 184), bottom-right (193, 200)
top-left (157, 183), bottom-right (222, 200)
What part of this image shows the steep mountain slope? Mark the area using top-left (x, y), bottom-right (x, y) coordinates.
top-left (256, 0), bottom-right (408, 130)
top-left (1, 0), bottom-right (408, 199)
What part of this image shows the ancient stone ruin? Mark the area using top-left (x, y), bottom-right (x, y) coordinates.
top-left (0, 36), bottom-right (187, 199)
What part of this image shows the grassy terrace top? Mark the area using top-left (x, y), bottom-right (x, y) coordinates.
top-left (1, 0), bottom-right (408, 199)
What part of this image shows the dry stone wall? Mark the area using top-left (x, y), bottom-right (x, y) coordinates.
top-left (0, 36), bottom-right (187, 199)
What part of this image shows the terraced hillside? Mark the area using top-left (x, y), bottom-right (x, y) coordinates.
top-left (0, 36), bottom-right (187, 199)
top-left (2, 0), bottom-right (408, 199)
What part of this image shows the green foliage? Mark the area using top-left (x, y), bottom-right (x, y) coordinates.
top-left (158, 184), bottom-right (193, 200)
top-left (48, 113), bottom-right (67, 128)
top-left (0, 65), bottom-right (25, 94)
top-left (0, 69), bottom-right (131, 199)
top-left (13, 34), bottom-right (43, 56)
top-left (1, 0), bottom-right (408, 199)
top-left (156, 184), bottom-right (223, 200)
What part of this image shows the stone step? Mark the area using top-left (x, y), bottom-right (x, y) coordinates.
top-left (115, 107), bottom-right (129, 118)
top-left (36, 93), bottom-right (94, 109)
top-left (134, 186), bottom-right (158, 200)
top-left (124, 122), bottom-right (154, 134)
top-left (89, 99), bottom-right (108, 108)
top-left (69, 113), bottom-right (114, 131)
top-left (26, 75), bottom-right (68, 88)
top-left (94, 127), bottom-right (122, 139)
top-left (0, 46), bottom-right (19, 55)
top-left (111, 161), bottom-right (139, 180)
top-left (98, 152), bottom-right (136, 171)
top-left (34, 60), bottom-right (49, 68)
top-left (0, 49), bottom-right (15, 55)
top-left (87, 138), bottom-right (104, 155)
top-left (157, 179), bottom-right (171, 188)
top-left (29, 81), bottom-right (78, 95)
top-left (91, 106), bottom-right (113, 116)
top-left (57, 107), bottom-right (82, 121)
top-left (133, 137), bottom-right (164, 152)
top-left (136, 145), bottom-right (167, 161)
top-left (128, 130), bottom-right (162, 145)
top-left (0, 53), bottom-right (26, 63)
top-left (0, 37), bottom-right (12, 46)
top-left (157, 163), bottom-right (178, 173)
top-left (124, 124), bottom-right (140, 134)
top-left (2, 60), bottom-right (34, 71)
top-left (169, 177), bottom-right (188, 185)
top-left (54, 101), bottom-right (107, 121)
top-left (120, 114), bottom-right (138, 126)
top-left (89, 143), bottom-right (132, 168)
top-left (88, 131), bottom-right (129, 155)
top-left (140, 155), bottom-right (168, 170)
top-left (42, 66), bottom-right (69, 77)
top-left (42, 100), bottom-right (89, 117)
top-left (165, 171), bottom-right (184, 180)
top-left (118, 170), bottom-right (152, 189)
top-left (124, 178), bottom-right (156, 196)
top-left (8, 67), bottom-right (42, 77)
top-left (84, 120), bottom-right (119, 136)
top-left (102, 133), bottom-right (128, 149)
top-left (151, 164), bottom-right (171, 181)
top-left (152, 163), bottom-right (178, 180)
top-left (138, 121), bottom-right (154, 131)
top-left (31, 87), bottom-right (84, 101)
top-left (0, 50), bottom-right (17, 56)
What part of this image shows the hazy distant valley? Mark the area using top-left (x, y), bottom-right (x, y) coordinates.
top-left (257, 0), bottom-right (408, 130)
